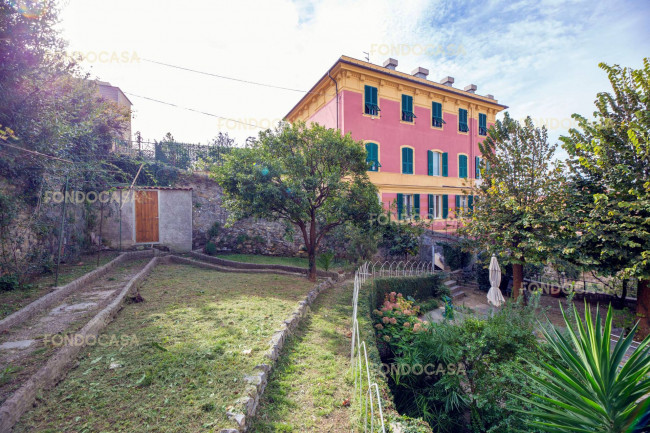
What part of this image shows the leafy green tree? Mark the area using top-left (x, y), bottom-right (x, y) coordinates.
top-left (459, 113), bottom-right (568, 299)
top-left (211, 122), bottom-right (381, 280)
top-left (516, 304), bottom-right (650, 433)
top-left (561, 59), bottom-right (650, 330)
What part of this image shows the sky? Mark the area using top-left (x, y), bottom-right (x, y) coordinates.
top-left (54, 0), bottom-right (650, 155)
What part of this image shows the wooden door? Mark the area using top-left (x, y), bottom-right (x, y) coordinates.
top-left (135, 190), bottom-right (159, 243)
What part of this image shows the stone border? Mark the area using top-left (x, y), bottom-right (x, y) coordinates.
top-left (169, 255), bottom-right (306, 277)
top-left (0, 255), bottom-right (162, 433)
top-left (221, 277), bottom-right (336, 432)
top-left (188, 251), bottom-right (340, 279)
top-left (0, 250), bottom-right (154, 334)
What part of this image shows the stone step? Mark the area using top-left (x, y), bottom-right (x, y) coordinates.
top-left (450, 286), bottom-right (466, 300)
top-left (444, 280), bottom-right (457, 286)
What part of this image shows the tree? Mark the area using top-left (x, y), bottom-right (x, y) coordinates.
top-left (459, 113), bottom-right (568, 299)
top-left (516, 304), bottom-right (650, 433)
top-left (211, 122), bottom-right (381, 281)
top-left (561, 59), bottom-right (650, 330)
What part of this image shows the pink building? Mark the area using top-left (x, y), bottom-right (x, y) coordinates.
top-left (285, 56), bottom-right (507, 232)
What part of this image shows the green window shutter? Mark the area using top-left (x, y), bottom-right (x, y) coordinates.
top-left (442, 152), bottom-right (448, 177)
top-left (432, 102), bottom-right (443, 127)
top-left (455, 195), bottom-right (461, 209)
top-left (396, 194), bottom-right (403, 220)
top-left (402, 148), bottom-right (413, 174)
top-left (475, 156), bottom-right (480, 178)
top-left (364, 86), bottom-right (378, 115)
top-left (459, 155), bottom-right (467, 178)
top-left (366, 143), bottom-right (378, 171)
top-left (479, 113), bottom-right (487, 135)
top-left (427, 150), bottom-right (433, 176)
top-left (428, 194), bottom-right (433, 217)
top-left (442, 195), bottom-right (448, 219)
top-left (468, 195), bottom-right (474, 211)
top-left (459, 109), bottom-right (468, 132)
top-left (413, 194), bottom-right (420, 219)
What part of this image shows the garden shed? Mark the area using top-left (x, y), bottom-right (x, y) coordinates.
top-left (101, 186), bottom-right (193, 252)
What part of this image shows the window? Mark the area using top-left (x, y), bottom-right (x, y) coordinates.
top-left (428, 150), bottom-right (441, 176)
top-left (428, 194), bottom-right (442, 219)
top-left (458, 154), bottom-right (468, 178)
top-left (401, 147), bottom-right (414, 174)
top-left (475, 156), bottom-right (482, 179)
top-left (396, 194), bottom-right (420, 220)
top-left (364, 85), bottom-right (379, 115)
top-left (432, 102), bottom-right (444, 127)
top-left (401, 94), bottom-right (416, 122)
top-left (479, 113), bottom-right (487, 136)
top-left (396, 193), bottom-right (413, 220)
top-left (458, 108), bottom-right (469, 132)
top-left (456, 195), bottom-right (468, 211)
top-left (365, 142), bottom-right (380, 171)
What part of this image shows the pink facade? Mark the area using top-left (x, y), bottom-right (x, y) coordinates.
top-left (288, 56), bottom-right (506, 233)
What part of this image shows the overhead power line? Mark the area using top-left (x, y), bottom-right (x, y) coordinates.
top-left (0, 142), bottom-right (74, 163)
top-left (141, 58), bottom-right (310, 93)
top-left (124, 92), bottom-right (270, 130)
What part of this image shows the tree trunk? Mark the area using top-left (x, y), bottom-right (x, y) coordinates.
top-left (636, 279), bottom-right (650, 335)
top-left (615, 279), bottom-right (628, 310)
top-left (512, 263), bottom-right (523, 300)
top-left (307, 211), bottom-right (317, 282)
top-left (307, 247), bottom-right (317, 282)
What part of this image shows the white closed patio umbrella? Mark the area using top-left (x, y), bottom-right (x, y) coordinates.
top-left (487, 254), bottom-right (506, 307)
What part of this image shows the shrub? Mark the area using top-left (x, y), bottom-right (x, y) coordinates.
top-left (0, 273), bottom-right (20, 291)
top-left (517, 303), bottom-right (650, 433)
top-left (317, 251), bottom-right (334, 271)
top-left (372, 274), bottom-right (448, 309)
top-left (372, 292), bottom-right (426, 354)
top-left (204, 241), bottom-right (217, 256)
top-left (207, 221), bottom-right (220, 239)
top-left (438, 242), bottom-right (471, 270)
top-left (382, 299), bottom-right (550, 433)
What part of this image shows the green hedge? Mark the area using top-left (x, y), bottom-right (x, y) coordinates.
top-left (371, 274), bottom-right (448, 308)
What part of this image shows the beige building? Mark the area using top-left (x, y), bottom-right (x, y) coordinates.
top-left (96, 81), bottom-right (133, 144)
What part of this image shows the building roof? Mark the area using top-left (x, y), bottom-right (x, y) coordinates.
top-left (96, 80), bottom-right (133, 106)
top-left (285, 55), bottom-right (508, 120)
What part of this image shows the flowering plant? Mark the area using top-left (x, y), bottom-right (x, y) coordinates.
top-left (373, 292), bottom-right (428, 351)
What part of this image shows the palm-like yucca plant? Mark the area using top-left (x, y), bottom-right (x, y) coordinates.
top-left (516, 303), bottom-right (650, 432)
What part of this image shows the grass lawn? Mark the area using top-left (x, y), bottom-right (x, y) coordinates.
top-left (249, 280), bottom-right (354, 432)
top-left (14, 264), bottom-right (314, 433)
top-left (0, 251), bottom-right (120, 320)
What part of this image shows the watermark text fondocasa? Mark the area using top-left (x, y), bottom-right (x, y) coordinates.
top-left (43, 333), bottom-right (139, 348)
top-left (43, 190), bottom-right (134, 205)
top-left (380, 362), bottom-right (467, 377)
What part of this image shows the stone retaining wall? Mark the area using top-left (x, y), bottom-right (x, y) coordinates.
top-left (188, 251), bottom-right (341, 279)
top-left (0, 250), bottom-right (154, 334)
top-left (221, 277), bottom-right (336, 432)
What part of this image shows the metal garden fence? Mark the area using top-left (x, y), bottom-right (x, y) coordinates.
top-left (349, 260), bottom-right (435, 432)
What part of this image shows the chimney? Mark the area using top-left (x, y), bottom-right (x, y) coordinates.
top-left (486, 94), bottom-right (494, 100)
top-left (440, 76), bottom-right (454, 86)
top-left (464, 84), bottom-right (477, 93)
top-left (383, 58), bottom-right (398, 70)
top-left (411, 67), bottom-right (429, 79)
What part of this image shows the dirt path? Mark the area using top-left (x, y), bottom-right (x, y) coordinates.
top-left (0, 258), bottom-right (150, 405)
top-left (250, 280), bottom-right (355, 433)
